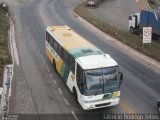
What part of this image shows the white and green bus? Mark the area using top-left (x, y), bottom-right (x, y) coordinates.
top-left (45, 26), bottom-right (123, 110)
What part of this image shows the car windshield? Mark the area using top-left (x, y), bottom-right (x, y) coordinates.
top-left (83, 67), bottom-right (119, 96)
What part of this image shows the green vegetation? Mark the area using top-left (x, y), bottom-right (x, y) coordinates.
top-left (147, 0), bottom-right (160, 9)
top-left (0, 4), bottom-right (11, 86)
top-left (74, 3), bottom-right (160, 62)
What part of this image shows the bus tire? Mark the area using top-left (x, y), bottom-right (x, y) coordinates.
top-left (158, 106), bottom-right (160, 113)
top-left (53, 59), bottom-right (57, 73)
top-left (73, 87), bottom-right (78, 102)
top-left (130, 27), bottom-right (134, 34)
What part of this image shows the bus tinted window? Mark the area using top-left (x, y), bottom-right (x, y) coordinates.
top-left (63, 50), bottom-right (69, 64)
top-left (50, 38), bottom-right (54, 48)
top-left (57, 44), bottom-right (62, 57)
top-left (54, 41), bottom-right (58, 52)
top-left (48, 34), bottom-right (52, 45)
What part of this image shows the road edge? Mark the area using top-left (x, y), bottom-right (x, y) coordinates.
top-left (71, 7), bottom-right (160, 73)
top-left (0, 16), bottom-right (19, 119)
top-left (145, 0), bottom-right (151, 10)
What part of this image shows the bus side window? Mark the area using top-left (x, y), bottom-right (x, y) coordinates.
top-left (46, 32), bottom-right (48, 41)
top-left (54, 41), bottom-right (58, 52)
top-left (61, 48), bottom-right (64, 60)
top-left (63, 50), bottom-right (69, 64)
top-left (76, 64), bottom-right (83, 93)
top-left (57, 44), bottom-right (62, 57)
top-left (48, 34), bottom-right (52, 45)
top-left (50, 38), bottom-right (54, 48)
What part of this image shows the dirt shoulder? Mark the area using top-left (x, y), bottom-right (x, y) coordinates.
top-left (87, 0), bottom-right (149, 32)
top-left (147, 0), bottom-right (160, 9)
top-left (74, 3), bottom-right (160, 62)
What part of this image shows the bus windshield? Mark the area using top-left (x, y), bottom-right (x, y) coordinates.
top-left (83, 67), bottom-right (119, 96)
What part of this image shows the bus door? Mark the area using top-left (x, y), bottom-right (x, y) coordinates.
top-left (75, 63), bottom-right (84, 104)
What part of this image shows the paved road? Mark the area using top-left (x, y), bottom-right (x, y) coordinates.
top-left (1, 0), bottom-right (160, 119)
top-left (53, 0), bottom-right (160, 113)
top-left (89, 0), bottom-right (149, 31)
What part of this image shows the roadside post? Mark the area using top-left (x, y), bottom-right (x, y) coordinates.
top-left (143, 27), bottom-right (152, 48)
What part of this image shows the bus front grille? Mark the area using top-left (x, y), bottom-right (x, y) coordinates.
top-left (95, 102), bottom-right (111, 107)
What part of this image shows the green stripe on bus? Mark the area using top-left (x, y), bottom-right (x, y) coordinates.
top-left (103, 93), bottom-right (113, 100)
top-left (68, 47), bottom-right (103, 58)
top-left (60, 62), bottom-right (70, 82)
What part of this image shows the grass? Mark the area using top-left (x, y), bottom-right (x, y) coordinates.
top-left (74, 3), bottom-right (160, 62)
top-left (0, 6), bottom-right (11, 86)
top-left (147, 0), bottom-right (160, 9)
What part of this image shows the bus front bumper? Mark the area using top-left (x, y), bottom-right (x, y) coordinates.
top-left (82, 99), bottom-right (119, 110)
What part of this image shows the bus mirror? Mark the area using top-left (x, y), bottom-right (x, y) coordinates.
top-left (81, 82), bottom-right (84, 88)
top-left (119, 72), bottom-right (123, 80)
top-left (119, 72), bottom-right (123, 85)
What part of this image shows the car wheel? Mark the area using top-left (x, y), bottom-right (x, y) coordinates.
top-left (53, 59), bottom-right (57, 73)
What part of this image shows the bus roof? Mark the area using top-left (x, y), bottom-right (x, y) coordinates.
top-left (46, 26), bottom-right (103, 58)
top-left (76, 54), bottom-right (118, 70)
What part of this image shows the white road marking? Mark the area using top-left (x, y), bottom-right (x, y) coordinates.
top-left (42, 59), bottom-right (46, 64)
top-left (71, 111), bottom-right (78, 120)
top-left (64, 98), bottom-right (70, 106)
top-left (58, 88), bottom-right (63, 95)
top-left (50, 73), bottom-right (53, 78)
top-left (47, 67), bottom-right (50, 72)
top-left (145, 0), bottom-right (151, 10)
top-left (36, 45), bottom-right (40, 54)
top-left (40, 54), bottom-right (43, 59)
top-left (54, 80), bottom-right (57, 85)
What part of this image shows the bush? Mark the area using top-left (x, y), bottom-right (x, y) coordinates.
top-left (0, 2), bottom-right (9, 13)
top-left (148, 0), bottom-right (155, 4)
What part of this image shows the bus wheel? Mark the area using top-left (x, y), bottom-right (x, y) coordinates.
top-left (158, 106), bottom-right (160, 113)
top-left (73, 88), bottom-right (78, 101)
top-left (53, 60), bottom-right (57, 73)
top-left (130, 27), bottom-right (134, 34)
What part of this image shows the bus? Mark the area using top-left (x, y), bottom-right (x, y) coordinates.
top-left (45, 26), bottom-right (123, 110)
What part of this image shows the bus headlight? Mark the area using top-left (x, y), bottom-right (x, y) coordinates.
top-left (86, 105), bottom-right (94, 110)
top-left (112, 96), bottom-right (120, 99)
